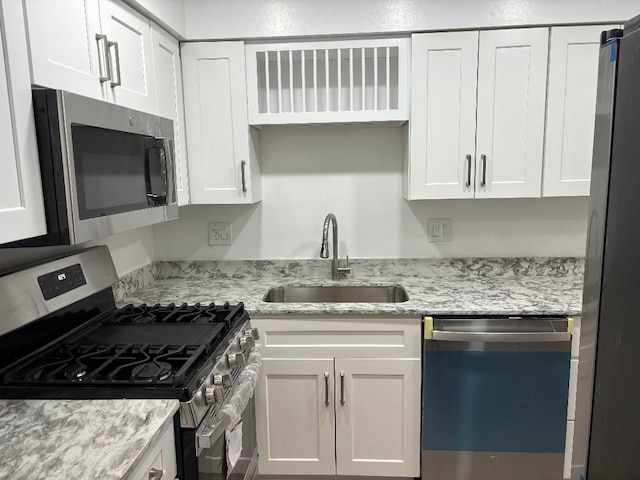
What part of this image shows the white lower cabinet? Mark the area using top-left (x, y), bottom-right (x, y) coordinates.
top-left (127, 420), bottom-right (177, 480)
top-left (335, 358), bottom-right (421, 477)
top-left (253, 316), bottom-right (421, 478)
top-left (257, 358), bottom-right (336, 476)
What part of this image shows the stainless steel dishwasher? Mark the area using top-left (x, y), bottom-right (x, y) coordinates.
top-left (421, 316), bottom-right (572, 480)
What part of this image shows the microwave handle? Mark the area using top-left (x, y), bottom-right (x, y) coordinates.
top-left (144, 139), bottom-right (166, 206)
top-left (161, 137), bottom-right (177, 206)
top-left (144, 137), bottom-right (176, 206)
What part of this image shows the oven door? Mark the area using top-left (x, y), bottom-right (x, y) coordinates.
top-left (197, 397), bottom-right (258, 480)
top-left (59, 91), bottom-right (177, 244)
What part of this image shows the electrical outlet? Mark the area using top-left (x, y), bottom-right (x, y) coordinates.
top-left (427, 218), bottom-right (452, 243)
top-left (209, 222), bottom-right (232, 246)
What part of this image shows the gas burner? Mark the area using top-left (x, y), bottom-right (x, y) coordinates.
top-left (131, 361), bottom-right (172, 382)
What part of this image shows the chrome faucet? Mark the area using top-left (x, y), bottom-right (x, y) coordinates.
top-left (320, 213), bottom-right (351, 280)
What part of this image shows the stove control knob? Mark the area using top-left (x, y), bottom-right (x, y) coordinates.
top-left (204, 386), bottom-right (224, 405)
top-left (213, 373), bottom-right (232, 388)
top-left (245, 328), bottom-right (260, 340)
top-left (227, 352), bottom-right (245, 369)
top-left (240, 335), bottom-right (255, 351)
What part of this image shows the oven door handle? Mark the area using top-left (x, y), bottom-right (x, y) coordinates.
top-left (196, 412), bottom-right (231, 453)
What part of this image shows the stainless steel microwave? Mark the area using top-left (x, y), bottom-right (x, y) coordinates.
top-left (10, 88), bottom-right (178, 246)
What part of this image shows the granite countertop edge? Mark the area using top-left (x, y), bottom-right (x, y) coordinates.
top-left (119, 274), bottom-right (584, 317)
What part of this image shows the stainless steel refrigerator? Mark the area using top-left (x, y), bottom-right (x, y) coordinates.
top-left (572, 14), bottom-right (640, 480)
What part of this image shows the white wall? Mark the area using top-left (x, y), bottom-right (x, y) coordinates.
top-left (83, 226), bottom-right (155, 277)
top-left (152, 125), bottom-right (588, 260)
top-left (185, 0), bottom-right (638, 40)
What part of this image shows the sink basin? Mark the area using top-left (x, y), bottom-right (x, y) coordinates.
top-left (263, 285), bottom-right (409, 303)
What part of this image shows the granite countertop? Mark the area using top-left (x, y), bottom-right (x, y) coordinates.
top-left (0, 399), bottom-right (179, 480)
top-left (118, 258), bottom-right (584, 316)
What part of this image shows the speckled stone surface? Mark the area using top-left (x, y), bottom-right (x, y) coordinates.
top-left (119, 258), bottom-right (584, 316)
top-left (112, 262), bottom-right (157, 303)
top-left (0, 399), bottom-right (178, 480)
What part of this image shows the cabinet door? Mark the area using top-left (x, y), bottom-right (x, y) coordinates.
top-left (543, 26), bottom-right (618, 197)
top-left (256, 359), bottom-right (336, 475)
top-left (335, 358), bottom-right (421, 477)
top-left (182, 42), bottom-right (261, 204)
top-left (476, 28), bottom-right (548, 198)
top-left (151, 23), bottom-right (189, 205)
top-left (408, 32), bottom-right (478, 199)
top-left (98, 0), bottom-right (157, 114)
top-left (24, 0), bottom-right (105, 100)
top-left (0, 0), bottom-right (46, 244)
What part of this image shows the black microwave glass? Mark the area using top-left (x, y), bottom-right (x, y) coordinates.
top-left (71, 125), bottom-right (164, 220)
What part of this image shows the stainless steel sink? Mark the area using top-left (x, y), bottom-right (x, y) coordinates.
top-left (263, 285), bottom-right (409, 303)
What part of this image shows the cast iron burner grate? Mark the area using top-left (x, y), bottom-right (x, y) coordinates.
top-left (3, 343), bottom-right (207, 386)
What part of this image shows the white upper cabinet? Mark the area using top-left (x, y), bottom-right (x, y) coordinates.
top-left (24, 0), bottom-right (104, 100)
top-left (99, 0), bottom-right (157, 114)
top-left (182, 42), bottom-right (261, 204)
top-left (0, 0), bottom-right (46, 244)
top-left (408, 32), bottom-right (479, 200)
top-left (151, 23), bottom-right (189, 205)
top-left (543, 25), bottom-right (618, 197)
top-left (24, 0), bottom-right (158, 115)
top-left (407, 28), bottom-right (548, 200)
top-left (475, 28), bottom-right (549, 199)
top-left (245, 38), bottom-right (409, 125)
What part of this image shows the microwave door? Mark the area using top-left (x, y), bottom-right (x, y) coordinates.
top-left (68, 125), bottom-right (171, 244)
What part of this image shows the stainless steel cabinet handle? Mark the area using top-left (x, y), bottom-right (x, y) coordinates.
top-left (108, 40), bottom-right (122, 87)
top-left (465, 154), bottom-right (472, 188)
top-left (95, 34), bottom-right (110, 82)
top-left (432, 331), bottom-right (571, 343)
top-left (324, 372), bottom-right (330, 406)
top-left (240, 160), bottom-right (247, 193)
top-left (340, 371), bottom-right (345, 406)
top-left (480, 154), bottom-right (487, 187)
top-left (148, 467), bottom-right (164, 480)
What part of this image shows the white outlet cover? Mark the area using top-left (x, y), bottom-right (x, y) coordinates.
top-left (427, 218), bottom-right (452, 243)
top-left (209, 222), bottom-right (232, 246)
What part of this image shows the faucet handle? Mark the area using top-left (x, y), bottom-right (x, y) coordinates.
top-left (338, 256), bottom-right (351, 277)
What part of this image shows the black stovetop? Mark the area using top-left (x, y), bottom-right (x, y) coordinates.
top-left (0, 291), bottom-right (248, 401)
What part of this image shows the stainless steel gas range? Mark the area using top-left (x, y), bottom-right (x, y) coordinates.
top-left (0, 246), bottom-right (261, 480)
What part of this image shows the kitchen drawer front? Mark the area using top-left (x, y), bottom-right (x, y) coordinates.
top-left (251, 316), bottom-right (421, 358)
top-left (127, 420), bottom-right (177, 480)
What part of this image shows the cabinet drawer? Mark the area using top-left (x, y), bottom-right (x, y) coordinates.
top-left (126, 420), bottom-right (177, 480)
top-left (252, 316), bottom-right (421, 358)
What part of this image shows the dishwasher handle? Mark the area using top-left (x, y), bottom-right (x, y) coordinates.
top-left (431, 330), bottom-right (571, 343)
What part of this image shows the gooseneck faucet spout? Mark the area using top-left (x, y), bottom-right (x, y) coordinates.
top-left (320, 213), bottom-right (351, 280)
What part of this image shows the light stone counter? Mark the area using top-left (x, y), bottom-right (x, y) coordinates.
top-left (117, 258), bottom-right (584, 317)
top-left (0, 399), bottom-right (178, 480)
